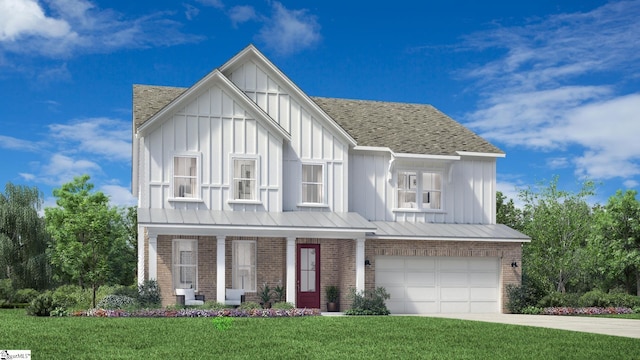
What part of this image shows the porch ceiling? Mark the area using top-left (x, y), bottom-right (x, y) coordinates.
top-left (138, 208), bottom-right (376, 238)
top-left (369, 221), bottom-right (530, 242)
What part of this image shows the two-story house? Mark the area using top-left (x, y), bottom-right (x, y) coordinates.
top-left (132, 45), bottom-right (529, 314)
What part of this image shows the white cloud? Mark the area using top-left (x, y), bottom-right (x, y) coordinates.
top-left (19, 173), bottom-right (35, 181)
top-left (229, 5), bottom-right (257, 27)
top-left (256, 1), bottom-right (321, 56)
top-left (0, 0), bottom-right (202, 59)
top-left (41, 153), bottom-right (101, 185)
top-left (0, 0), bottom-right (73, 41)
top-left (0, 134), bottom-right (40, 151)
top-left (462, 0), bottom-right (640, 185)
top-left (184, 4), bottom-right (200, 20)
top-left (623, 180), bottom-right (639, 189)
top-left (48, 117), bottom-right (131, 162)
top-left (101, 184), bottom-right (136, 207)
top-left (196, 0), bottom-right (224, 9)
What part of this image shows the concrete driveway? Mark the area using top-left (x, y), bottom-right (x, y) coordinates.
top-left (418, 313), bottom-right (640, 339)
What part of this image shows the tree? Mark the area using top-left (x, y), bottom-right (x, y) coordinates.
top-left (496, 191), bottom-right (524, 231)
top-left (0, 183), bottom-right (51, 290)
top-left (45, 175), bottom-right (130, 307)
top-left (588, 190), bottom-right (640, 295)
top-left (519, 177), bottom-right (595, 294)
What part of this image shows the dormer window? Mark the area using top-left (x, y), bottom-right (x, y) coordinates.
top-left (397, 170), bottom-right (442, 210)
top-left (173, 155), bottom-right (199, 199)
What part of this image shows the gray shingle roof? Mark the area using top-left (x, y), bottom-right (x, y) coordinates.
top-left (133, 85), bottom-right (503, 156)
top-left (311, 97), bottom-right (503, 156)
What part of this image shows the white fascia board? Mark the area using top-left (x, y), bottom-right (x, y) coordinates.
top-left (394, 153), bottom-right (461, 161)
top-left (456, 151), bottom-right (506, 158)
top-left (367, 235), bottom-right (531, 243)
top-left (353, 146), bottom-right (393, 153)
top-left (131, 133), bottom-right (139, 196)
top-left (137, 70), bottom-right (290, 141)
top-left (220, 45), bottom-right (358, 147)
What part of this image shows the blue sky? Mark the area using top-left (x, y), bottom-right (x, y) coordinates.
top-left (1, 0), bottom-right (639, 209)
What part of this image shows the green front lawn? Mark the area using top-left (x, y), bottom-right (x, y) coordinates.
top-left (1, 309), bottom-right (639, 359)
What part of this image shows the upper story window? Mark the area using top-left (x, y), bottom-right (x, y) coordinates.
top-left (173, 155), bottom-right (198, 199)
top-left (397, 170), bottom-right (442, 210)
top-left (301, 164), bottom-right (324, 204)
top-left (233, 158), bottom-right (257, 200)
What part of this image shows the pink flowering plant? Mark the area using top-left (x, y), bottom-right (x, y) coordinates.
top-left (73, 307), bottom-right (320, 318)
top-left (541, 307), bottom-right (633, 316)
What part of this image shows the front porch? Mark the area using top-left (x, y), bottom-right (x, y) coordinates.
top-left (137, 209), bottom-right (376, 310)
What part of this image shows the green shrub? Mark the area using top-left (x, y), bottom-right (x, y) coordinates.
top-left (506, 283), bottom-right (544, 313)
top-left (200, 301), bottom-right (228, 310)
top-left (272, 302), bottom-right (295, 310)
top-left (27, 291), bottom-right (56, 316)
top-left (633, 306), bottom-right (640, 314)
top-left (14, 288), bottom-right (39, 304)
top-left (521, 306), bottom-right (543, 315)
top-left (537, 291), bottom-right (579, 308)
top-left (111, 285), bottom-right (139, 299)
top-left (238, 301), bottom-right (261, 310)
top-left (52, 285), bottom-right (91, 311)
top-left (138, 280), bottom-right (161, 308)
top-left (0, 279), bottom-right (14, 302)
top-left (608, 291), bottom-right (640, 308)
top-left (97, 295), bottom-right (138, 309)
top-left (345, 287), bottom-right (390, 316)
top-left (579, 289), bottom-right (611, 307)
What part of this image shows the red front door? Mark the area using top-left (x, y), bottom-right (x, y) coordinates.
top-left (296, 244), bottom-right (320, 308)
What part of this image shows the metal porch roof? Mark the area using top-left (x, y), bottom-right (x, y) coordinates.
top-left (369, 221), bottom-right (530, 242)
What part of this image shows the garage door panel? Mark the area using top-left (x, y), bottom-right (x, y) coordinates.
top-left (470, 301), bottom-right (497, 313)
top-left (406, 286), bottom-right (436, 301)
top-left (377, 271), bottom-right (404, 284)
top-left (440, 272), bottom-right (468, 286)
top-left (384, 285), bottom-right (406, 300)
top-left (406, 301), bottom-right (438, 313)
top-left (375, 257), bottom-right (404, 270)
top-left (469, 258), bottom-right (498, 271)
top-left (406, 257), bottom-right (435, 270)
top-left (439, 258), bottom-right (468, 270)
top-left (470, 287), bottom-right (498, 301)
top-left (440, 287), bottom-right (469, 300)
top-left (469, 272), bottom-right (498, 286)
top-left (407, 272), bottom-right (435, 285)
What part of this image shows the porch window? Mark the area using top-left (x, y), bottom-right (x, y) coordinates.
top-left (173, 155), bottom-right (198, 199)
top-left (301, 164), bottom-right (324, 204)
top-left (233, 159), bottom-right (256, 200)
top-left (232, 240), bottom-right (256, 292)
top-left (173, 239), bottom-right (197, 290)
top-left (397, 170), bottom-right (442, 210)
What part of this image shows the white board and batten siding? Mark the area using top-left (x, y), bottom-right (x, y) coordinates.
top-left (376, 256), bottom-right (500, 314)
top-left (227, 60), bottom-right (350, 212)
top-left (349, 154), bottom-right (498, 224)
top-left (142, 84), bottom-right (283, 212)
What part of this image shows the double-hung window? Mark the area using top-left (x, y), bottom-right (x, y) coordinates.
top-left (397, 170), bottom-right (442, 210)
top-left (173, 239), bottom-right (197, 290)
top-left (233, 159), bottom-right (256, 200)
top-left (232, 240), bottom-right (256, 291)
top-left (301, 164), bottom-right (324, 204)
top-left (173, 155), bottom-right (198, 199)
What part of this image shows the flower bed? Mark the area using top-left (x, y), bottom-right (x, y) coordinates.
top-left (73, 307), bottom-right (321, 318)
top-left (541, 307), bottom-right (633, 316)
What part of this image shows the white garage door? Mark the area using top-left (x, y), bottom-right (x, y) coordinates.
top-left (375, 256), bottom-right (500, 314)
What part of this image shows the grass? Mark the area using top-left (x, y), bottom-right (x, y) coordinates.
top-left (594, 313), bottom-right (640, 319)
top-left (1, 309), bottom-right (640, 359)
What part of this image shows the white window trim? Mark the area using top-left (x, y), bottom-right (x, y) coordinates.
top-left (172, 239), bottom-right (198, 291)
top-left (168, 152), bottom-right (202, 202)
top-left (232, 240), bottom-right (257, 292)
top-left (394, 169), bottom-right (445, 212)
top-left (228, 155), bottom-right (262, 204)
top-left (298, 162), bottom-right (327, 207)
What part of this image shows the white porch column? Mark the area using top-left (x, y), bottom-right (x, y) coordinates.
top-left (286, 237), bottom-right (296, 304)
top-left (216, 236), bottom-right (226, 303)
top-left (355, 238), bottom-right (366, 292)
top-left (148, 234), bottom-right (157, 281)
top-left (137, 225), bottom-right (145, 286)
